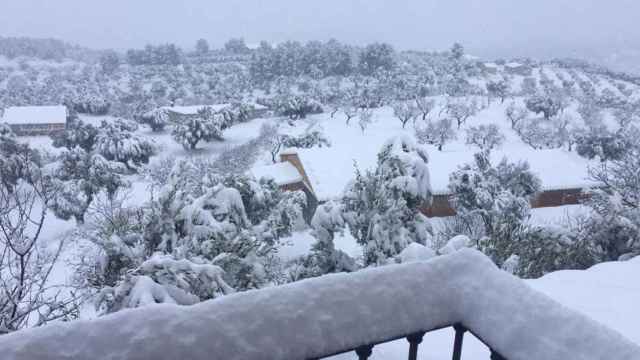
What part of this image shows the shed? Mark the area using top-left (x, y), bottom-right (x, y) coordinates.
top-left (1, 105), bottom-right (67, 136)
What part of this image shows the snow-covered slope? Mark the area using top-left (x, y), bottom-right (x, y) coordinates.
top-left (294, 100), bottom-right (597, 201)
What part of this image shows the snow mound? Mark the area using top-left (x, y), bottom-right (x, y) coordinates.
top-left (396, 242), bottom-right (436, 263)
top-left (439, 235), bottom-right (474, 255)
top-left (0, 250), bottom-right (638, 360)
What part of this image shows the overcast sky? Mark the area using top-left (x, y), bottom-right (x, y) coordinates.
top-left (1, 0), bottom-right (639, 59)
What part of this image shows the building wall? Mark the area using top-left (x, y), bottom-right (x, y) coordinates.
top-left (9, 123), bottom-right (65, 136)
top-left (421, 188), bottom-right (590, 218)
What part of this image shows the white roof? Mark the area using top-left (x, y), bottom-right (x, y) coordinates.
top-left (2, 106), bottom-right (67, 125)
top-left (484, 62), bottom-right (498, 68)
top-left (251, 162), bottom-right (303, 186)
top-left (506, 62), bottom-right (523, 68)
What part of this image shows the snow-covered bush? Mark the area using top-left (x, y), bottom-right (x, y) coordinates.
top-left (51, 119), bottom-right (99, 152)
top-left (171, 107), bottom-right (225, 150)
top-left (465, 124), bottom-right (505, 152)
top-left (96, 254), bottom-right (233, 314)
top-left (95, 119), bottom-right (156, 170)
top-left (415, 117), bottom-right (457, 151)
top-left (275, 94), bottom-right (323, 121)
top-left (342, 136), bottom-right (433, 265)
top-left (138, 107), bottom-right (170, 132)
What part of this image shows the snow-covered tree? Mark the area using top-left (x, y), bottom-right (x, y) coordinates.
top-left (342, 136), bottom-right (433, 265)
top-left (95, 119), bottom-right (156, 170)
top-left (465, 124), bottom-right (505, 152)
top-left (486, 79), bottom-right (510, 103)
top-left (343, 104), bottom-right (359, 125)
top-left (448, 152), bottom-right (541, 266)
top-left (505, 102), bottom-right (528, 131)
top-left (445, 98), bottom-right (478, 128)
top-left (415, 117), bottom-right (457, 151)
top-left (575, 128), bottom-right (630, 162)
top-left (358, 108), bottom-right (375, 132)
top-left (359, 42), bottom-right (396, 75)
top-left (415, 97), bottom-right (436, 121)
top-left (269, 130), bottom-right (330, 163)
top-left (0, 138), bottom-right (80, 333)
top-left (171, 107), bottom-right (225, 150)
top-left (49, 148), bottom-right (128, 223)
top-left (195, 38), bottom-right (210, 55)
top-left (525, 94), bottom-right (563, 120)
top-left (392, 100), bottom-right (419, 128)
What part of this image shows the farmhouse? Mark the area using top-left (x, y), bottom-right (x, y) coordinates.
top-left (504, 62), bottom-right (532, 76)
top-left (251, 150), bottom-right (318, 222)
top-left (1, 105), bottom-right (67, 136)
top-left (481, 62), bottom-right (499, 74)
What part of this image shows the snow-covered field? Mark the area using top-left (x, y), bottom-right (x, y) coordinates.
top-left (292, 99), bottom-right (598, 200)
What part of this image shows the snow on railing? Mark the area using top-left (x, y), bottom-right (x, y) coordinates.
top-left (0, 250), bottom-right (638, 360)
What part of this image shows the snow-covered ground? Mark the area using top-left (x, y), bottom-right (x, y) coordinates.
top-left (293, 100), bottom-right (598, 201)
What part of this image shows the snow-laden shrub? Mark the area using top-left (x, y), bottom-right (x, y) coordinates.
top-left (51, 119), bottom-right (99, 152)
top-left (171, 107), bottom-right (226, 150)
top-left (448, 152), bottom-right (541, 267)
top-left (96, 254), bottom-right (234, 314)
top-left (139, 107), bottom-right (170, 132)
top-left (95, 119), bottom-right (156, 170)
top-left (272, 94), bottom-right (323, 121)
top-left (342, 136), bottom-right (433, 266)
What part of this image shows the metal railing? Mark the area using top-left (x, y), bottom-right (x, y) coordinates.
top-left (308, 323), bottom-right (506, 360)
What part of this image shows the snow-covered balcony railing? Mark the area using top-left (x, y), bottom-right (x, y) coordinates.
top-left (1, 250), bottom-right (639, 360)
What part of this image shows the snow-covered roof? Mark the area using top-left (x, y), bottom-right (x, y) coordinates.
top-left (251, 162), bottom-right (303, 186)
top-left (0, 250), bottom-right (637, 360)
top-left (2, 106), bottom-right (67, 125)
top-left (483, 62), bottom-right (498, 68)
top-left (505, 62), bottom-right (524, 68)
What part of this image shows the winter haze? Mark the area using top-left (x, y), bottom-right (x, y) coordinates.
top-left (2, 0), bottom-right (640, 72)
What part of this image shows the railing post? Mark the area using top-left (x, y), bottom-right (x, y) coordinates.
top-left (355, 344), bottom-right (374, 360)
top-left (490, 349), bottom-right (507, 360)
top-left (452, 324), bottom-right (467, 360)
top-left (406, 332), bottom-right (426, 360)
